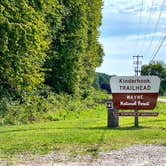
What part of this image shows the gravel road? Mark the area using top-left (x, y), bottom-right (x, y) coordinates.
top-left (158, 98), bottom-right (166, 103)
top-left (1, 144), bottom-right (166, 166)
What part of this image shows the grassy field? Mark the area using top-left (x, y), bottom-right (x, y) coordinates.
top-left (0, 102), bottom-right (166, 159)
top-left (159, 96), bottom-right (166, 99)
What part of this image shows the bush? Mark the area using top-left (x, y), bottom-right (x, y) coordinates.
top-left (0, 86), bottom-right (110, 125)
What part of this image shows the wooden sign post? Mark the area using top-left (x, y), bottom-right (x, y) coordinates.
top-left (106, 100), bottom-right (119, 128)
top-left (110, 76), bottom-right (160, 127)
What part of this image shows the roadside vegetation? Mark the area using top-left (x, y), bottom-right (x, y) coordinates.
top-left (159, 96), bottom-right (166, 99)
top-left (0, 0), bottom-right (104, 125)
top-left (0, 1), bottom-right (166, 163)
top-left (141, 61), bottom-right (166, 95)
top-left (0, 102), bottom-right (165, 159)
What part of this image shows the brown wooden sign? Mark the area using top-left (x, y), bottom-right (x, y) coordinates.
top-left (113, 112), bottom-right (159, 117)
top-left (110, 76), bottom-right (160, 110)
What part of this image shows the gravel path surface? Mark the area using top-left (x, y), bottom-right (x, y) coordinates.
top-left (158, 98), bottom-right (166, 103)
top-left (1, 144), bottom-right (166, 166)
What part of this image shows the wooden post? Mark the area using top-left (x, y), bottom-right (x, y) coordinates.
top-left (134, 109), bottom-right (139, 127)
top-left (107, 100), bottom-right (119, 128)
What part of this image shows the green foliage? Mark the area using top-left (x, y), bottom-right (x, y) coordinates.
top-left (98, 72), bottom-right (111, 86)
top-left (0, 1), bottom-right (49, 92)
top-left (141, 61), bottom-right (166, 95)
top-left (93, 73), bottom-right (100, 90)
top-left (0, 0), bottom-right (104, 124)
top-left (80, 0), bottom-right (104, 95)
top-left (93, 72), bottom-right (112, 93)
top-left (45, 0), bottom-right (104, 95)
top-left (0, 87), bottom-right (109, 125)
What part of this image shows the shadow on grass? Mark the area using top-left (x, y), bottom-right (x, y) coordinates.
top-left (0, 125), bottom-right (160, 134)
top-left (140, 119), bottom-right (166, 123)
top-left (85, 126), bottom-right (149, 130)
top-left (0, 117), bottom-right (165, 134)
top-left (0, 127), bottom-right (53, 134)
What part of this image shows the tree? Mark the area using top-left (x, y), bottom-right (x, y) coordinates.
top-left (0, 0), bottom-right (50, 95)
top-left (80, 0), bottom-right (104, 97)
top-left (45, 0), bottom-right (104, 96)
top-left (0, 0), bottom-right (104, 97)
top-left (141, 61), bottom-right (166, 95)
top-left (93, 72), bottom-right (112, 93)
top-left (44, 0), bottom-right (89, 95)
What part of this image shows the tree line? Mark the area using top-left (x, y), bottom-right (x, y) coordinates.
top-left (93, 72), bottom-right (112, 93)
top-left (0, 0), bottom-right (104, 96)
top-left (0, 0), bottom-right (104, 124)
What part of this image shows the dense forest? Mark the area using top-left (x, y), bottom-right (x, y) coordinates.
top-left (93, 72), bottom-right (112, 93)
top-left (0, 0), bottom-right (104, 124)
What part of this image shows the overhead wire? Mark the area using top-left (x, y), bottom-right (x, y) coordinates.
top-left (135, 0), bottom-right (144, 53)
top-left (133, 0), bottom-right (166, 72)
top-left (132, 0), bottom-right (166, 73)
top-left (150, 31), bottom-right (166, 63)
top-left (147, 0), bottom-right (166, 51)
top-left (147, 0), bottom-right (155, 24)
top-left (148, 0), bottom-right (166, 62)
top-left (132, 0), bottom-right (144, 75)
top-left (137, 0), bottom-right (166, 64)
top-left (139, 0), bottom-right (144, 27)
top-left (139, 0), bottom-right (155, 56)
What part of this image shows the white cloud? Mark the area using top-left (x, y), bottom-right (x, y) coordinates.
top-left (128, 32), bottom-right (164, 40)
top-left (99, 32), bottom-right (164, 57)
top-left (99, 36), bottom-right (136, 56)
top-left (96, 57), bottom-right (134, 76)
top-left (103, 0), bottom-right (166, 17)
top-left (98, 32), bottom-right (166, 74)
top-left (98, 0), bottom-right (166, 75)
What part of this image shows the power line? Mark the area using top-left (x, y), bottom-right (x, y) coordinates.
top-left (150, 32), bottom-right (166, 62)
top-left (147, 0), bottom-right (166, 50)
top-left (135, 0), bottom-right (144, 53)
top-left (139, 0), bottom-right (144, 25)
top-left (133, 0), bottom-right (144, 77)
top-left (147, 0), bottom-right (155, 24)
top-left (139, 0), bottom-right (155, 55)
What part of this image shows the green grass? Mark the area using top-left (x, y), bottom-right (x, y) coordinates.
top-left (0, 103), bottom-right (166, 159)
top-left (159, 96), bottom-right (166, 99)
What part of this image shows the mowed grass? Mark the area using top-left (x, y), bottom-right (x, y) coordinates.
top-left (0, 103), bottom-right (166, 158)
top-left (159, 96), bottom-right (166, 99)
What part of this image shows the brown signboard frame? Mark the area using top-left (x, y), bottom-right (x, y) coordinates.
top-left (110, 76), bottom-right (160, 110)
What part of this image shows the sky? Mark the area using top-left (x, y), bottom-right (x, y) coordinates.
top-left (96, 0), bottom-right (166, 76)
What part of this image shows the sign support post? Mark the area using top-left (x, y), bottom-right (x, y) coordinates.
top-left (107, 100), bottom-right (119, 128)
top-left (134, 109), bottom-right (139, 127)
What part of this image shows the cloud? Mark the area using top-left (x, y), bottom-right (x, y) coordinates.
top-left (101, 0), bottom-right (166, 37)
top-left (99, 36), bottom-right (136, 56)
top-left (97, 0), bottom-right (166, 75)
top-left (99, 31), bottom-right (164, 57)
top-left (103, 0), bottom-right (166, 17)
top-left (128, 32), bottom-right (164, 40)
top-left (98, 31), bottom-right (166, 74)
top-left (96, 57), bottom-right (134, 76)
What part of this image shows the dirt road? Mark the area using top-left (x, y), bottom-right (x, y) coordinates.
top-left (158, 98), bottom-right (166, 103)
top-left (1, 144), bottom-right (165, 166)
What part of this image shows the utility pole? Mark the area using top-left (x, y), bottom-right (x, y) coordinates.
top-left (133, 55), bottom-right (143, 76)
top-left (133, 55), bottom-right (143, 127)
